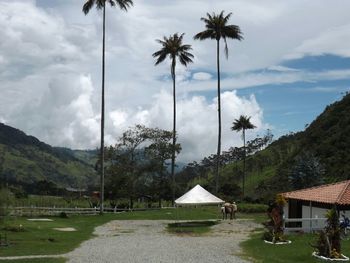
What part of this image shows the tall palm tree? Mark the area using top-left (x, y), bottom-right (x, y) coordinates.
top-left (152, 33), bottom-right (194, 205)
top-left (194, 11), bottom-right (243, 193)
top-left (82, 0), bottom-right (133, 214)
top-left (231, 115), bottom-right (256, 198)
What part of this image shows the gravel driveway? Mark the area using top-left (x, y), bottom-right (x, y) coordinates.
top-left (66, 219), bottom-right (258, 263)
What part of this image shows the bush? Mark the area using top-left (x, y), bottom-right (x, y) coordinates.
top-left (0, 188), bottom-right (14, 217)
top-left (59, 212), bottom-right (69, 218)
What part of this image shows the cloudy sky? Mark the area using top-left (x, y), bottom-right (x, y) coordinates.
top-left (1, 0), bottom-right (350, 162)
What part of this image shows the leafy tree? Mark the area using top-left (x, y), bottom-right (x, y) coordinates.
top-left (145, 128), bottom-right (181, 207)
top-left (288, 151), bottom-right (325, 190)
top-left (105, 125), bottom-right (149, 208)
top-left (231, 115), bottom-right (256, 197)
top-left (194, 11), bottom-right (243, 193)
top-left (82, 0), bottom-right (133, 214)
top-left (153, 33), bottom-right (193, 205)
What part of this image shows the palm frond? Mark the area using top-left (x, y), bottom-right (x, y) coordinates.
top-left (115, 0), bottom-right (133, 11)
top-left (223, 37), bottom-right (228, 58)
top-left (82, 0), bottom-right (95, 15)
top-left (194, 29), bottom-right (215, 40)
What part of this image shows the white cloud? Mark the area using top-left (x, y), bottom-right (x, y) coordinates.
top-left (1, 0), bottom-right (350, 162)
top-left (192, 72), bottom-right (212, 81)
top-left (107, 90), bottom-right (266, 162)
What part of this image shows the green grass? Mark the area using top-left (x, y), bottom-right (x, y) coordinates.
top-left (0, 258), bottom-right (66, 263)
top-left (0, 214), bottom-right (115, 257)
top-left (167, 220), bottom-right (218, 235)
top-left (241, 231), bottom-right (350, 263)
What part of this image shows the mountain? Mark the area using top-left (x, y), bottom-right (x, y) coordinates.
top-left (0, 123), bottom-right (98, 193)
top-left (233, 92), bottom-right (350, 200)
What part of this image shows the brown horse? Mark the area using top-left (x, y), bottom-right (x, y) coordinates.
top-left (221, 202), bottom-right (237, 220)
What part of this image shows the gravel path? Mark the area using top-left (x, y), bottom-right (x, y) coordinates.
top-left (66, 219), bottom-right (259, 263)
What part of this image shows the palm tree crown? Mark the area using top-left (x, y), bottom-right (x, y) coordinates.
top-left (153, 33), bottom-right (194, 74)
top-left (194, 11), bottom-right (243, 57)
top-left (232, 115), bottom-right (256, 133)
top-left (83, 0), bottom-right (133, 14)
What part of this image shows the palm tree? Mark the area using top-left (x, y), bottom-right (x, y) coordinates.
top-left (152, 33), bottom-right (194, 205)
top-left (82, 0), bottom-right (133, 214)
top-left (194, 11), bottom-right (243, 193)
top-left (231, 115), bottom-right (256, 198)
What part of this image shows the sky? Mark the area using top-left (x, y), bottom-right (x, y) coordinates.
top-left (1, 0), bottom-right (350, 162)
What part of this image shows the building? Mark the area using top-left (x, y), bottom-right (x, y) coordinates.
top-left (281, 180), bottom-right (350, 232)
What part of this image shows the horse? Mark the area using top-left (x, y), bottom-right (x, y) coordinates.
top-left (221, 202), bottom-right (237, 220)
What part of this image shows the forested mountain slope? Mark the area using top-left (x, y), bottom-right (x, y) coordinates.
top-left (0, 123), bottom-right (97, 193)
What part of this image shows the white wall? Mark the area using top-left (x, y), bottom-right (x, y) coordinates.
top-left (284, 202), bottom-right (350, 232)
top-left (301, 205), bottom-right (327, 230)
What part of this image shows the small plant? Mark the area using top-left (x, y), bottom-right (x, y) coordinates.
top-left (262, 194), bottom-right (287, 243)
top-left (2, 224), bottom-right (25, 232)
top-left (59, 212), bottom-right (69, 218)
top-left (311, 207), bottom-right (344, 259)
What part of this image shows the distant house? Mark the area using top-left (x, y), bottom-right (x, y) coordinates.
top-left (281, 180), bottom-right (350, 232)
top-left (65, 187), bottom-right (87, 198)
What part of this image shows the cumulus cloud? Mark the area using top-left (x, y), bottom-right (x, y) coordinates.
top-left (107, 90), bottom-right (266, 162)
top-left (1, 0), bottom-right (350, 163)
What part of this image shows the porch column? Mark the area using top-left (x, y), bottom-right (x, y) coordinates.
top-left (309, 201), bottom-right (313, 232)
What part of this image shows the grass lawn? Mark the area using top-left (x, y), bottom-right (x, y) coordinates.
top-left (241, 231), bottom-right (350, 263)
top-left (1, 207), bottom-right (260, 258)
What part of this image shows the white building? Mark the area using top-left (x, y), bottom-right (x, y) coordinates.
top-left (281, 180), bottom-right (350, 232)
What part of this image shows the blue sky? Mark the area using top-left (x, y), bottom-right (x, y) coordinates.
top-left (1, 1), bottom-right (350, 162)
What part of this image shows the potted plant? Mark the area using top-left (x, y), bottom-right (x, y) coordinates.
top-left (263, 194), bottom-right (291, 244)
top-left (312, 208), bottom-right (349, 261)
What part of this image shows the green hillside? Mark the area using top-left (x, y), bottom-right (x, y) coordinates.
top-left (224, 93), bottom-right (350, 200)
top-left (179, 93), bottom-right (350, 202)
top-left (0, 123), bottom-right (98, 193)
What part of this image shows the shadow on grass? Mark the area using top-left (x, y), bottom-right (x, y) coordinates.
top-left (167, 220), bottom-right (218, 235)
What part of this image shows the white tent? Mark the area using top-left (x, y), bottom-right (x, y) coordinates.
top-left (175, 184), bottom-right (225, 206)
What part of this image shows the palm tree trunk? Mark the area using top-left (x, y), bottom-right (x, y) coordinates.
top-left (215, 39), bottom-right (221, 194)
top-left (99, 4), bottom-right (106, 215)
top-left (242, 128), bottom-right (246, 199)
top-left (171, 64), bottom-right (176, 206)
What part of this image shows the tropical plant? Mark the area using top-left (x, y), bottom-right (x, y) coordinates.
top-left (153, 33), bottom-right (193, 205)
top-left (194, 11), bottom-right (243, 193)
top-left (262, 194), bottom-right (286, 243)
top-left (82, 0), bottom-right (133, 214)
top-left (311, 208), bottom-right (342, 259)
top-left (231, 115), bottom-right (256, 197)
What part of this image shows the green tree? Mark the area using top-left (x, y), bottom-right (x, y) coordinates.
top-left (82, 0), bottom-right (133, 214)
top-left (105, 125), bottom-right (149, 208)
top-left (145, 128), bottom-right (181, 207)
top-left (231, 115), bottom-right (256, 198)
top-left (153, 33), bottom-right (193, 205)
top-left (288, 151), bottom-right (325, 190)
top-left (194, 11), bottom-right (243, 193)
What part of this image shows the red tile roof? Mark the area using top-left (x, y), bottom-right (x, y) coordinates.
top-left (282, 180), bottom-right (350, 205)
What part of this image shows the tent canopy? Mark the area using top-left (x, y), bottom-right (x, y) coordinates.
top-left (175, 184), bottom-right (225, 205)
